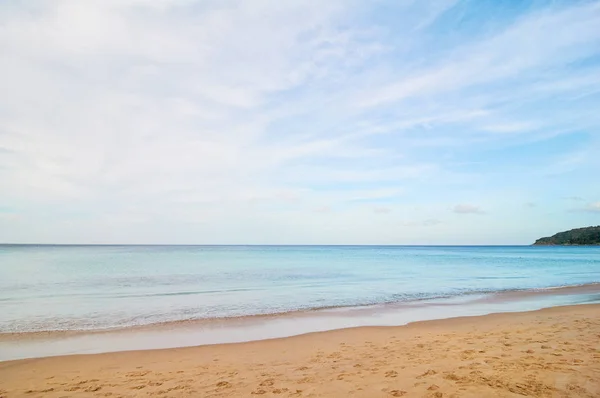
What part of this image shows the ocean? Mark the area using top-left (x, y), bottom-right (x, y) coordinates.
top-left (2, 245), bottom-right (600, 334)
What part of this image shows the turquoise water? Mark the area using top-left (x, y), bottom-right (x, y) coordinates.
top-left (1, 245), bottom-right (599, 333)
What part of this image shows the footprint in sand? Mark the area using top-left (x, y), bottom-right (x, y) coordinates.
top-left (385, 370), bottom-right (398, 378)
top-left (417, 369), bottom-right (437, 379)
top-left (128, 371), bottom-right (150, 377)
top-left (32, 388), bottom-right (55, 394)
top-left (444, 373), bottom-right (460, 381)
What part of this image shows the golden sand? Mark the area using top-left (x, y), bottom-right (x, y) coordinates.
top-left (1, 304), bottom-right (599, 397)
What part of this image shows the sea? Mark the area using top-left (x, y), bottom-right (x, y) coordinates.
top-left (1, 245), bottom-right (600, 360)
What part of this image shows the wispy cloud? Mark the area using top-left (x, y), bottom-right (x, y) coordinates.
top-left (482, 122), bottom-right (541, 134)
top-left (0, 0), bottom-right (599, 244)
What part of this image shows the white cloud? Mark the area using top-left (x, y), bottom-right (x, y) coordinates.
top-left (0, 0), bottom-right (371, 201)
top-left (0, 1), bottom-right (599, 244)
top-left (583, 202), bottom-right (600, 213)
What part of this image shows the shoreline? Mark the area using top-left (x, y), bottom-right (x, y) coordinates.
top-left (3, 281), bottom-right (600, 338)
top-left (1, 302), bottom-right (598, 362)
top-left (1, 303), bottom-right (599, 397)
top-left (2, 282), bottom-right (599, 362)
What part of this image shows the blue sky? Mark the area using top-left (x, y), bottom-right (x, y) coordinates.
top-left (0, 0), bottom-right (599, 244)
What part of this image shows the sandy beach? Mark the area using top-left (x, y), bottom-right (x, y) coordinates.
top-left (1, 304), bottom-right (599, 397)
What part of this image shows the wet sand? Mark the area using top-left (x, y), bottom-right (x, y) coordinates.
top-left (1, 304), bottom-right (599, 397)
top-left (3, 283), bottom-right (599, 362)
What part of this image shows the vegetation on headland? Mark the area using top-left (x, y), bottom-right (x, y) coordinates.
top-left (533, 226), bottom-right (600, 246)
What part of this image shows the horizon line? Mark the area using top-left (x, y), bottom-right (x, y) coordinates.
top-left (0, 243), bottom-right (541, 247)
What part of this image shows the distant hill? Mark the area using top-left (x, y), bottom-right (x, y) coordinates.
top-left (533, 226), bottom-right (600, 246)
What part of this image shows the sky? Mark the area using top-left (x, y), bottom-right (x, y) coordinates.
top-left (0, 0), bottom-right (599, 245)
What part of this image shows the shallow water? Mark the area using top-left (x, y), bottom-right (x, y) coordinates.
top-left (1, 245), bottom-right (599, 334)
top-left (1, 285), bottom-right (599, 361)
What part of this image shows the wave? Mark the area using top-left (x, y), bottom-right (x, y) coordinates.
top-left (2, 281), bottom-right (600, 335)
